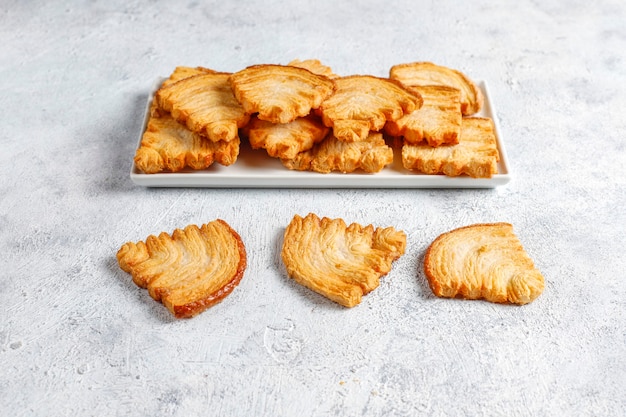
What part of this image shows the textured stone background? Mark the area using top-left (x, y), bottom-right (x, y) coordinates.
top-left (1, 1), bottom-right (625, 416)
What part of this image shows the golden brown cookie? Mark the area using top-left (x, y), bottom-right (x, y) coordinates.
top-left (389, 61), bottom-right (483, 115)
top-left (281, 132), bottom-right (393, 174)
top-left (424, 223), bottom-right (544, 305)
top-left (117, 220), bottom-right (247, 318)
top-left (155, 72), bottom-right (250, 142)
top-left (134, 112), bottom-right (239, 173)
top-left (281, 213), bottom-right (406, 307)
top-left (288, 59), bottom-right (339, 79)
top-left (402, 117), bottom-right (499, 178)
top-left (241, 114), bottom-right (330, 160)
top-left (161, 66), bottom-right (217, 87)
top-left (229, 64), bottom-right (336, 124)
top-left (384, 85), bottom-right (462, 147)
top-left (149, 67), bottom-right (217, 118)
top-left (318, 75), bottom-right (423, 142)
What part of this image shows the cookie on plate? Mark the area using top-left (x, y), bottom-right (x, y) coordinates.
top-left (318, 75), bottom-right (423, 142)
top-left (384, 84), bottom-right (462, 147)
top-left (134, 113), bottom-right (239, 173)
top-left (402, 117), bottom-right (499, 178)
top-left (229, 64), bottom-right (336, 124)
top-left (161, 66), bottom-right (217, 87)
top-left (288, 58), bottom-right (339, 79)
top-left (156, 72), bottom-right (250, 142)
top-left (241, 113), bottom-right (329, 160)
top-left (389, 61), bottom-right (483, 115)
top-left (281, 132), bottom-right (393, 174)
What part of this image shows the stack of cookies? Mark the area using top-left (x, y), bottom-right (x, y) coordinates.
top-left (134, 60), bottom-right (500, 178)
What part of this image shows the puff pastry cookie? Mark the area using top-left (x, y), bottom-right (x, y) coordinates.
top-left (241, 114), bottom-right (329, 160)
top-left (281, 213), bottom-right (406, 307)
top-left (402, 117), bottom-right (499, 178)
top-left (161, 66), bottom-right (216, 88)
top-left (288, 59), bottom-right (339, 79)
top-left (229, 64), bottom-right (335, 124)
top-left (385, 85), bottom-right (462, 147)
top-left (390, 61), bottom-right (483, 115)
top-left (148, 66), bottom-right (215, 118)
top-left (156, 72), bottom-right (250, 142)
top-left (424, 223), bottom-right (544, 305)
top-left (117, 220), bottom-right (247, 318)
top-left (318, 75), bottom-right (423, 142)
top-left (281, 132), bottom-right (393, 174)
top-left (134, 113), bottom-right (239, 173)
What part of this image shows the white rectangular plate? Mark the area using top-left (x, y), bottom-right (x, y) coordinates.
top-left (130, 80), bottom-right (511, 188)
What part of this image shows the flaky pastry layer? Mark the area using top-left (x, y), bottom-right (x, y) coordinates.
top-left (318, 75), bottom-right (423, 142)
top-left (281, 213), bottom-right (406, 307)
top-left (281, 132), bottom-right (393, 173)
top-left (242, 114), bottom-right (329, 160)
top-left (117, 220), bottom-right (247, 318)
top-left (229, 64), bottom-right (335, 124)
top-left (288, 59), bottom-right (339, 79)
top-left (385, 85), bottom-right (462, 147)
top-left (424, 223), bottom-right (544, 305)
top-left (134, 112), bottom-right (239, 173)
top-left (402, 117), bottom-right (499, 178)
top-left (156, 72), bottom-right (249, 142)
top-left (161, 66), bottom-right (217, 88)
top-left (390, 61), bottom-right (483, 115)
